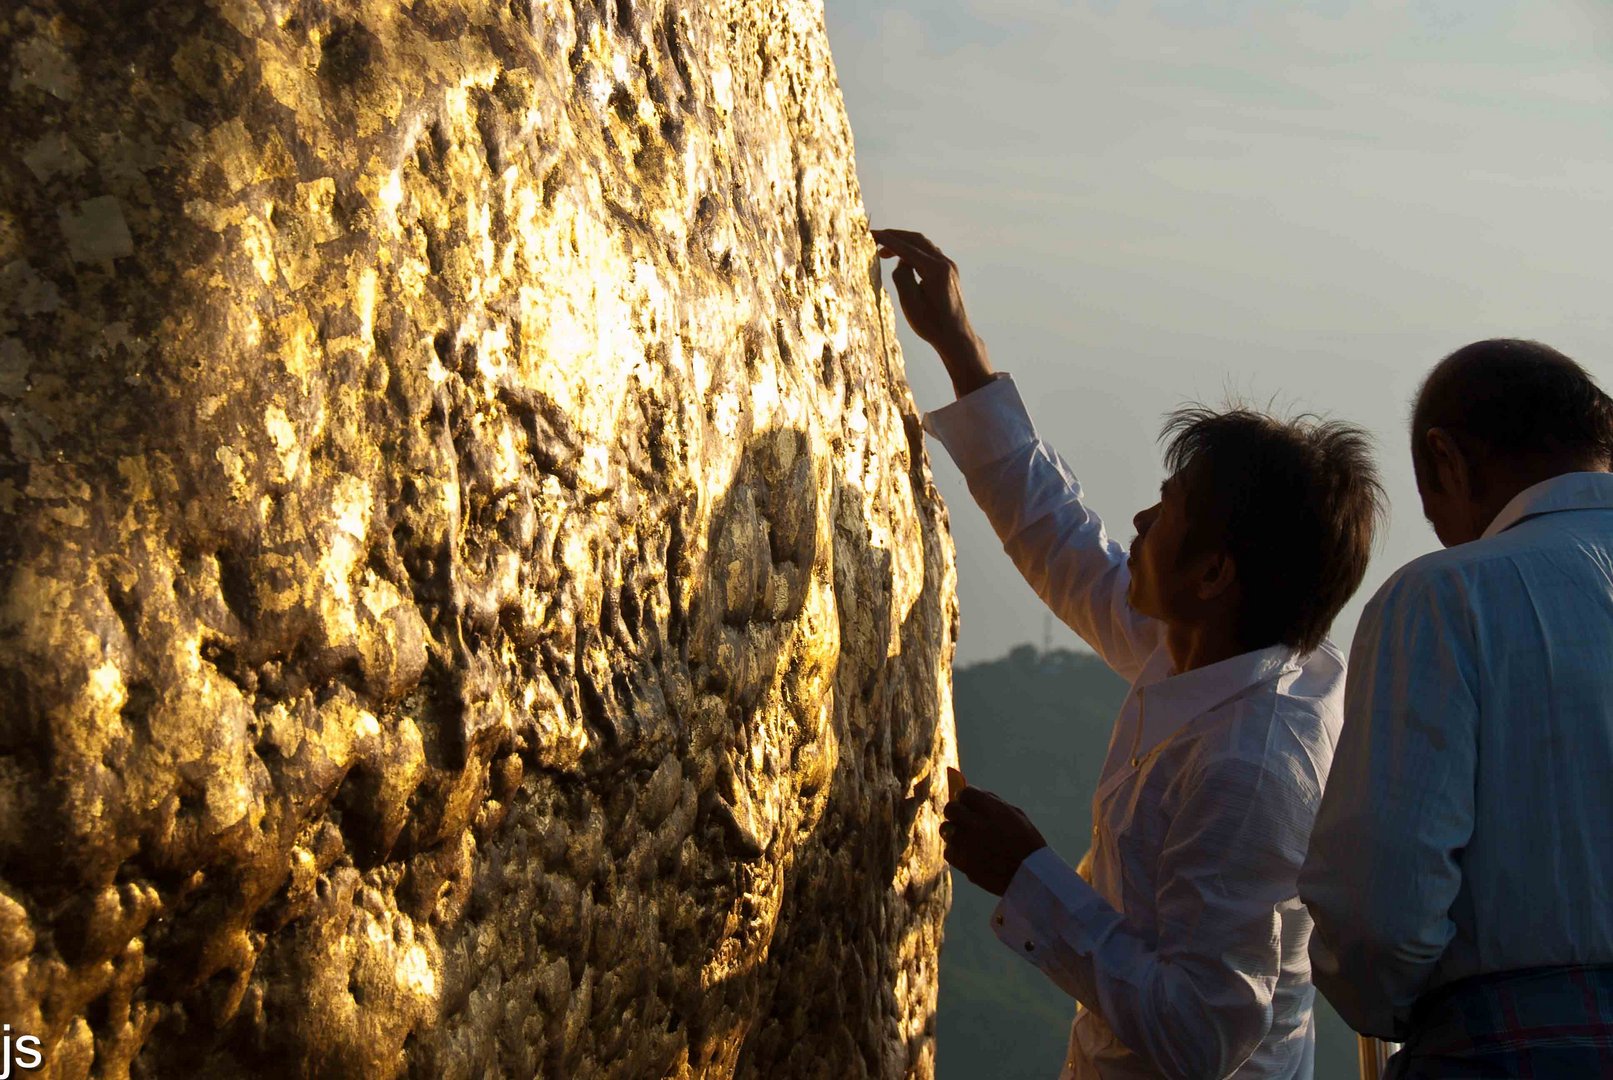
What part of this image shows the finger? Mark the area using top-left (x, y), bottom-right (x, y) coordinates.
top-left (957, 786), bottom-right (998, 811)
top-left (891, 261), bottom-right (922, 308)
top-left (943, 804), bottom-right (982, 831)
top-left (871, 230), bottom-right (950, 273)
top-left (872, 227), bottom-right (945, 256)
top-left (873, 233), bottom-right (934, 267)
top-left (883, 242), bottom-right (948, 278)
top-left (872, 228), bottom-right (952, 265)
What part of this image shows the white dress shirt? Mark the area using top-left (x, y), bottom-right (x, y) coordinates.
top-left (925, 375), bottom-right (1341, 1079)
top-left (1300, 471), bottom-right (1613, 1040)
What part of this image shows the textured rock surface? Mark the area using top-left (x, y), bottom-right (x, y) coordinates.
top-left (0, 0), bottom-right (958, 1076)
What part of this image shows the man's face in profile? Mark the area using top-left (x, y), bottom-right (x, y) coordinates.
top-left (1127, 472), bottom-right (1197, 621)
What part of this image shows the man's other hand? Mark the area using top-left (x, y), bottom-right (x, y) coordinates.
top-left (940, 785), bottom-right (1048, 896)
top-left (872, 228), bottom-right (995, 397)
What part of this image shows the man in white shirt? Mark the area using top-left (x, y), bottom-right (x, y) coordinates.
top-left (873, 228), bottom-right (1385, 1078)
top-left (1300, 339), bottom-right (1613, 1077)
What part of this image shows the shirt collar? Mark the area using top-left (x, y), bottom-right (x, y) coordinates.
top-left (1481, 471), bottom-right (1613, 540)
top-left (1133, 644), bottom-right (1298, 760)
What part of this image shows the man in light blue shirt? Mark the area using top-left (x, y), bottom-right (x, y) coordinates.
top-left (1301, 339), bottom-right (1613, 1077)
top-left (874, 227), bottom-right (1386, 1078)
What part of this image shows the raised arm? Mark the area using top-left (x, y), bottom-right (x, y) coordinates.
top-left (875, 227), bottom-right (1161, 679)
top-left (928, 380), bottom-right (1161, 678)
top-left (1298, 568), bottom-right (1478, 1039)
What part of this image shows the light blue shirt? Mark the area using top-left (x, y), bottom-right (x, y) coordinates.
top-left (927, 374), bottom-right (1339, 1079)
top-left (1301, 471), bottom-right (1613, 1039)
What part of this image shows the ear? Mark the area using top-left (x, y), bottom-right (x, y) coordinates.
top-left (1194, 550), bottom-right (1238, 602)
top-left (1424, 427), bottom-right (1473, 502)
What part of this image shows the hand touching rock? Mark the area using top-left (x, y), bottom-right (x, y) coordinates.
top-left (873, 228), bottom-right (996, 398)
top-left (940, 784), bottom-right (1048, 897)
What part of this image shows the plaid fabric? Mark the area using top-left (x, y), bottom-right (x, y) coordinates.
top-left (1386, 965), bottom-right (1613, 1079)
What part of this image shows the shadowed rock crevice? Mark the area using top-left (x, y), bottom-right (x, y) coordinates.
top-left (0, 0), bottom-right (957, 1076)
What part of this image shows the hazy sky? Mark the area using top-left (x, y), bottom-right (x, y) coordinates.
top-left (824, 0), bottom-right (1613, 664)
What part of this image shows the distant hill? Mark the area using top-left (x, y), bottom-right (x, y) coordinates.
top-left (936, 644), bottom-right (1358, 1080)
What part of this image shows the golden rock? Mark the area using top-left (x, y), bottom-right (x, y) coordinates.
top-left (0, 1), bottom-right (957, 1076)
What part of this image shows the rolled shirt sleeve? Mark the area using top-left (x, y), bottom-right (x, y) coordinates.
top-left (991, 753), bottom-right (1313, 1080)
top-left (1299, 567), bottom-right (1478, 1039)
top-left (924, 374), bottom-right (1161, 682)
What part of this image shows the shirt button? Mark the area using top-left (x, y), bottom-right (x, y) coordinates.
top-left (993, 914), bottom-right (1004, 927)
top-left (1024, 941), bottom-right (1035, 953)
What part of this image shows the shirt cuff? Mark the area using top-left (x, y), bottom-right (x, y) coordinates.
top-left (921, 372), bottom-right (1037, 471)
top-left (991, 845), bottom-right (1106, 966)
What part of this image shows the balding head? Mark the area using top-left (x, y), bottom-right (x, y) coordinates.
top-left (1411, 338), bottom-right (1613, 545)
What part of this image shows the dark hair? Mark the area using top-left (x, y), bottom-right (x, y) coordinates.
top-left (1160, 406), bottom-right (1384, 655)
top-left (1411, 339), bottom-right (1613, 491)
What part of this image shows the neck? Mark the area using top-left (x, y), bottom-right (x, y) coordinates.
top-left (1473, 458), bottom-right (1611, 539)
top-left (1163, 618), bottom-right (1246, 675)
